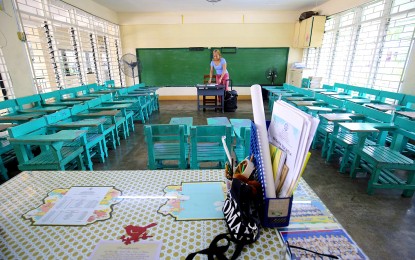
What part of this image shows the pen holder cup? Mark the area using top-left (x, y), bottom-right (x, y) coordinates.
top-left (250, 121), bottom-right (293, 228)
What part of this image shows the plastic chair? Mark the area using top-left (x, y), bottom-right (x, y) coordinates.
top-left (144, 124), bottom-right (188, 169)
top-left (190, 125), bottom-right (232, 169)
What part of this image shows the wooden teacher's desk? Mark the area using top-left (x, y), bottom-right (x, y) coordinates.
top-left (196, 84), bottom-right (225, 113)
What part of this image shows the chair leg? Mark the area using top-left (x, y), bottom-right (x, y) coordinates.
top-left (367, 168), bottom-right (382, 195)
top-left (325, 139), bottom-right (336, 163)
top-left (402, 171), bottom-right (415, 198)
top-left (339, 147), bottom-right (351, 173)
top-left (321, 134), bottom-right (330, 158)
top-left (0, 157), bottom-right (9, 181)
top-left (76, 154), bottom-right (85, 170)
top-left (349, 152), bottom-right (362, 179)
top-left (84, 148), bottom-right (93, 170)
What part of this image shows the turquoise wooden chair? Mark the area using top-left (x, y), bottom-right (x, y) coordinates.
top-left (115, 88), bottom-right (148, 123)
top-left (401, 94), bottom-right (415, 111)
top-left (45, 108), bottom-right (106, 170)
top-left (86, 98), bottom-right (128, 141)
top-left (326, 106), bottom-right (393, 173)
top-left (0, 130), bottom-right (14, 181)
top-left (349, 116), bottom-right (415, 197)
top-left (301, 78), bottom-right (310, 88)
top-left (8, 117), bottom-right (86, 171)
top-left (100, 93), bottom-right (135, 133)
top-left (71, 102), bottom-right (118, 149)
top-left (40, 90), bottom-right (81, 106)
top-left (144, 124), bottom-right (188, 169)
top-left (105, 80), bottom-right (115, 88)
top-left (190, 125), bottom-right (232, 169)
top-left (373, 90), bottom-right (405, 105)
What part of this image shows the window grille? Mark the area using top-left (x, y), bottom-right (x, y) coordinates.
top-left (16, 0), bottom-right (125, 91)
top-left (302, 0), bottom-right (415, 93)
top-left (0, 48), bottom-right (15, 101)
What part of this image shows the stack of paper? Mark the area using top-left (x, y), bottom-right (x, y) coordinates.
top-left (268, 100), bottom-right (319, 198)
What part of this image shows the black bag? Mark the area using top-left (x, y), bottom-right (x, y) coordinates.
top-left (224, 79), bottom-right (238, 112)
top-left (186, 178), bottom-right (260, 260)
top-left (299, 11), bottom-right (318, 21)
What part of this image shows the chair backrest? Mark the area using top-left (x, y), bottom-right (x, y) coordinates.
top-left (70, 103), bottom-right (89, 115)
top-left (86, 98), bottom-right (102, 108)
top-left (105, 80), bottom-right (115, 88)
top-left (100, 93), bottom-right (112, 102)
top-left (376, 90), bottom-right (405, 105)
top-left (15, 95), bottom-right (42, 109)
top-left (333, 83), bottom-right (351, 94)
top-left (316, 93), bottom-right (344, 108)
top-left (301, 78), bottom-right (310, 88)
top-left (85, 83), bottom-right (100, 94)
top-left (59, 88), bottom-right (77, 99)
top-left (362, 106), bottom-right (392, 122)
top-left (203, 75), bottom-right (215, 84)
top-left (344, 100), bottom-right (365, 113)
top-left (401, 94), bottom-right (415, 110)
top-left (144, 124), bottom-right (187, 169)
top-left (8, 117), bottom-right (48, 138)
top-left (0, 99), bottom-right (19, 114)
top-left (40, 91), bottom-right (61, 104)
top-left (45, 108), bottom-right (72, 124)
top-left (191, 125), bottom-right (232, 147)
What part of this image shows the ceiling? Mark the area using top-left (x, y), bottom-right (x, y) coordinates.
top-left (93, 0), bottom-right (329, 13)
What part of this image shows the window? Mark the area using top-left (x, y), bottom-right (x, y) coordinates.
top-left (0, 48), bottom-right (15, 101)
top-left (16, 0), bottom-right (125, 91)
top-left (303, 0), bottom-right (415, 92)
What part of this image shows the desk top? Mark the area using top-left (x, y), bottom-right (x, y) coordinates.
top-left (195, 84), bottom-right (225, 89)
top-left (0, 170), bottom-right (286, 259)
top-left (320, 113), bottom-right (365, 122)
top-left (365, 103), bottom-right (402, 111)
top-left (396, 111), bottom-right (415, 120)
top-left (18, 106), bottom-right (67, 114)
top-left (0, 123), bottom-right (16, 132)
top-left (229, 118), bottom-right (251, 138)
top-left (76, 110), bottom-right (120, 117)
top-left (207, 117), bottom-right (231, 126)
top-left (338, 122), bottom-right (394, 132)
top-left (52, 119), bottom-right (107, 128)
top-left (0, 112), bottom-right (44, 123)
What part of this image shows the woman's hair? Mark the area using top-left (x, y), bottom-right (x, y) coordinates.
top-left (213, 49), bottom-right (222, 58)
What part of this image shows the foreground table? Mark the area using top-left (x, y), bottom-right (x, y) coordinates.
top-left (0, 170), bottom-right (286, 259)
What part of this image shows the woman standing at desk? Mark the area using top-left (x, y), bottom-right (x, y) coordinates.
top-left (208, 49), bottom-right (230, 90)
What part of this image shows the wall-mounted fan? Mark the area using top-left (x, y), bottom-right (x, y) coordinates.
top-left (265, 67), bottom-right (278, 85)
top-left (120, 53), bottom-right (142, 84)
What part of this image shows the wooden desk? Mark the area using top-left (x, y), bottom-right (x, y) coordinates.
top-left (89, 104), bottom-right (132, 110)
top-left (0, 113), bottom-right (44, 123)
top-left (169, 117), bottom-right (193, 135)
top-left (9, 130), bottom-right (87, 143)
top-left (18, 105), bottom-right (67, 114)
top-left (207, 116), bottom-right (231, 126)
top-left (51, 118), bottom-right (107, 129)
top-left (285, 96), bottom-right (315, 101)
top-left (291, 100), bottom-right (326, 107)
top-left (320, 113), bottom-right (365, 122)
top-left (305, 106), bottom-right (333, 113)
top-left (396, 111), bottom-right (415, 120)
top-left (196, 84), bottom-right (225, 113)
top-left (0, 123), bottom-right (16, 132)
top-left (320, 91), bottom-right (339, 95)
top-left (62, 96), bottom-right (96, 101)
top-left (365, 103), bottom-right (402, 111)
top-left (0, 170), bottom-right (286, 259)
top-left (76, 110), bottom-right (120, 118)
top-left (331, 94), bottom-right (354, 100)
top-left (348, 98), bottom-right (372, 104)
top-left (229, 118), bottom-right (251, 139)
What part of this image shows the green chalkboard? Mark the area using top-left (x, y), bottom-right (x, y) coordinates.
top-left (136, 47), bottom-right (288, 87)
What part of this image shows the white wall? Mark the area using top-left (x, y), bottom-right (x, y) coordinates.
top-left (119, 11), bottom-right (303, 97)
top-left (0, 0), bottom-right (35, 97)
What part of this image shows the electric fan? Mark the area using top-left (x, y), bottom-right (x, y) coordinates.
top-left (265, 67), bottom-right (278, 85)
top-left (120, 53), bottom-right (141, 84)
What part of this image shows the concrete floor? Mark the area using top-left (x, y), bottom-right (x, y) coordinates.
top-left (3, 99), bottom-right (414, 259)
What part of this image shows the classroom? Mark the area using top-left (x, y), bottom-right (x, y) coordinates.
top-left (0, 0), bottom-right (414, 259)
